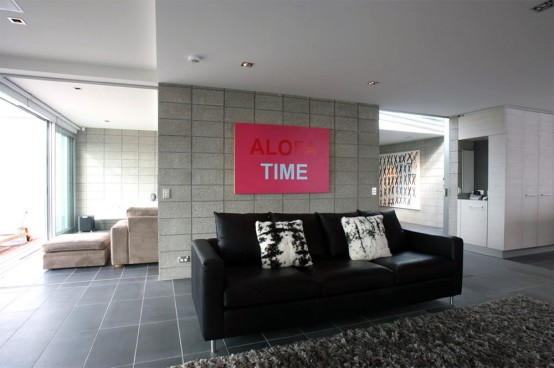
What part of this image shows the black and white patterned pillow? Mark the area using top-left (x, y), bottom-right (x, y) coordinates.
top-left (255, 220), bottom-right (313, 269)
top-left (341, 215), bottom-right (392, 261)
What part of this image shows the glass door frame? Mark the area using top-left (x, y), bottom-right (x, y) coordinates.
top-left (47, 123), bottom-right (77, 238)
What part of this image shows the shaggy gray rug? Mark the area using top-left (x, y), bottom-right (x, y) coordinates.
top-left (174, 296), bottom-right (554, 368)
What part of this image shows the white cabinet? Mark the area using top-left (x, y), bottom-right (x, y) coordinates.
top-left (506, 109), bottom-right (554, 249)
top-left (537, 113), bottom-right (554, 246)
top-left (521, 111), bottom-right (539, 248)
top-left (458, 200), bottom-right (488, 247)
top-left (457, 107), bottom-right (554, 252)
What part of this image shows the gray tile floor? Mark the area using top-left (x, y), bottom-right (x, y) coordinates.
top-left (0, 248), bottom-right (552, 368)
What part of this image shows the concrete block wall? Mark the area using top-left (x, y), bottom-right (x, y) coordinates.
top-left (448, 117), bottom-right (459, 235)
top-left (158, 84), bottom-right (380, 279)
top-left (76, 128), bottom-right (158, 230)
top-left (380, 137), bottom-right (444, 228)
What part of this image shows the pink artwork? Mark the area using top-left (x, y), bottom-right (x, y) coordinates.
top-left (234, 123), bottom-right (329, 194)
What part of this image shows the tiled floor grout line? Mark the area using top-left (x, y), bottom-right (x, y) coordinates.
top-left (221, 337), bottom-right (230, 354)
top-left (0, 255), bottom-right (551, 366)
top-left (329, 320), bottom-right (341, 330)
top-left (260, 332), bottom-right (272, 348)
top-left (81, 269), bottom-right (120, 368)
top-left (0, 268), bottom-right (74, 313)
top-left (135, 355), bottom-right (183, 367)
top-left (221, 340), bottom-right (230, 356)
top-left (131, 273), bottom-right (149, 368)
top-left (0, 282), bottom-right (62, 352)
top-left (172, 280), bottom-right (185, 365)
top-left (299, 329), bottom-right (310, 341)
top-left (177, 304), bottom-right (447, 355)
top-left (30, 268), bottom-right (100, 368)
top-left (1, 279), bottom-right (62, 313)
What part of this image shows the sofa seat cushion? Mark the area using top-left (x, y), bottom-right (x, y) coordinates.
top-left (224, 266), bottom-right (320, 308)
top-left (298, 259), bottom-right (396, 297)
top-left (43, 232), bottom-right (110, 253)
top-left (371, 251), bottom-right (455, 284)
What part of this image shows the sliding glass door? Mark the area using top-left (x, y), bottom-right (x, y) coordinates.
top-left (1, 82), bottom-right (79, 241)
top-left (0, 100), bottom-right (48, 239)
top-left (54, 128), bottom-right (75, 235)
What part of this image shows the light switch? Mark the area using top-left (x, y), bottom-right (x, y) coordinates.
top-left (371, 187), bottom-right (377, 196)
top-left (162, 188), bottom-right (171, 199)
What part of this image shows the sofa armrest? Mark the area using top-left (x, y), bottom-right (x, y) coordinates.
top-left (192, 238), bottom-right (224, 341)
top-left (404, 229), bottom-right (463, 294)
top-left (127, 215), bottom-right (158, 263)
top-left (110, 219), bottom-right (129, 265)
top-left (404, 230), bottom-right (462, 260)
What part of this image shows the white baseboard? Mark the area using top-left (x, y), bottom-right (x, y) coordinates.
top-left (464, 243), bottom-right (554, 258)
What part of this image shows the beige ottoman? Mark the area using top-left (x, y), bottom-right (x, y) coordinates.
top-left (43, 232), bottom-right (111, 269)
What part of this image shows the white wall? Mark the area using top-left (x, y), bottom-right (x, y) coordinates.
top-left (75, 128), bottom-right (158, 230)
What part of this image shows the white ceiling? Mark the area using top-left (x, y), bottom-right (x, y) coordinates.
top-left (156, 0), bottom-right (554, 116)
top-left (0, 0), bottom-right (552, 137)
top-left (0, 0), bottom-right (156, 82)
top-left (9, 77), bottom-right (158, 130)
top-left (379, 130), bottom-right (442, 146)
top-left (379, 111), bottom-right (446, 145)
top-left (0, 0), bottom-right (158, 130)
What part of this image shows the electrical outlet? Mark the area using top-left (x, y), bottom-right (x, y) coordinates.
top-left (162, 188), bottom-right (171, 199)
top-left (371, 187), bottom-right (377, 196)
top-left (178, 256), bottom-right (190, 263)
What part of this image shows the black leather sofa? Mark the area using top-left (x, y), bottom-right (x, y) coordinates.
top-left (192, 210), bottom-right (463, 352)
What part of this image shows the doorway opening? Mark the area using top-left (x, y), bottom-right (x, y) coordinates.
top-left (379, 110), bottom-right (449, 234)
top-left (0, 98), bottom-right (48, 276)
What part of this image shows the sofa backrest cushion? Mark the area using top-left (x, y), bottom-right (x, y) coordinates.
top-left (316, 212), bottom-right (360, 258)
top-left (214, 212), bottom-right (271, 266)
top-left (270, 213), bottom-right (330, 260)
top-left (127, 207), bottom-right (158, 217)
top-left (359, 209), bottom-right (406, 253)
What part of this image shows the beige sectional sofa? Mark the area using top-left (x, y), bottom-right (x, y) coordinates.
top-left (110, 207), bottom-right (158, 268)
top-left (43, 232), bottom-right (111, 269)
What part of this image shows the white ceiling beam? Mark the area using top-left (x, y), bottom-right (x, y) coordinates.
top-left (0, 76), bottom-right (81, 134)
top-left (0, 55), bottom-right (157, 87)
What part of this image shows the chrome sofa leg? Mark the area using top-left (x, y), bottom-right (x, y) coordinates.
top-left (211, 340), bottom-right (216, 353)
top-left (450, 296), bottom-right (454, 307)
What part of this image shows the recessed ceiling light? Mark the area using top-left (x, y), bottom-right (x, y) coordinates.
top-left (241, 61), bottom-right (254, 68)
top-left (367, 81), bottom-right (380, 86)
top-left (532, 0), bottom-right (553, 12)
top-left (7, 17), bottom-right (25, 25)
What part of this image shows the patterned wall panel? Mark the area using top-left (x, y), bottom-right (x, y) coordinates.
top-left (379, 150), bottom-right (420, 210)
